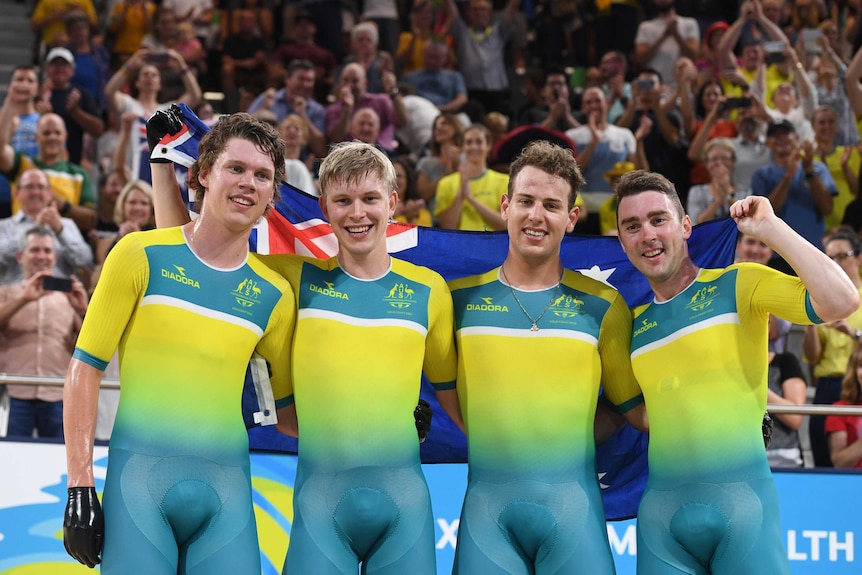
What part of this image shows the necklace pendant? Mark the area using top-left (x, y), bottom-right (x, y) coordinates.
top-left (530, 323), bottom-right (539, 332)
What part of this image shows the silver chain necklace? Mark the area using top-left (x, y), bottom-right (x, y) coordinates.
top-left (500, 265), bottom-right (563, 332)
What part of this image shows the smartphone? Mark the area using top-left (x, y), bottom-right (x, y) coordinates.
top-left (147, 52), bottom-right (170, 65)
top-left (724, 96), bottom-right (753, 110)
top-left (762, 40), bottom-right (785, 54)
top-left (42, 276), bottom-right (73, 292)
top-left (553, 88), bottom-right (561, 101)
top-left (634, 78), bottom-right (656, 91)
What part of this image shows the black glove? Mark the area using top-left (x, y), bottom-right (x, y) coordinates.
top-left (762, 411), bottom-right (774, 449)
top-left (146, 103), bottom-right (184, 163)
top-left (63, 487), bottom-right (104, 568)
top-left (414, 399), bottom-right (432, 443)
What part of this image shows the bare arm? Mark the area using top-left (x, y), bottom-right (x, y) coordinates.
top-left (844, 40), bottom-right (862, 119)
top-left (802, 324), bottom-right (823, 363)
top-left (0, 97), bottom-right (18, 172)
top-left (767, 378), bottom-right (807, 430)
top-left (731, 195), bottom-right (861, 321)
top-left (829, 430), bottom-right (862, 468)
top-left (64, 359), bottom-right (104, 487)
top-left (151, 162), bottom-right (191, 227)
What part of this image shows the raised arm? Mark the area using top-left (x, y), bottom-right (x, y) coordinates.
top-left (731, 195), bottom-right (860, 321)
top-left (0, 96), bottom-right (18, 173)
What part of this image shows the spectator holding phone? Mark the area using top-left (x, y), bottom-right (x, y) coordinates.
top-left (0, 168), bottom-right (93, 286)
top-left (0, 226), bottom-right (87, 439)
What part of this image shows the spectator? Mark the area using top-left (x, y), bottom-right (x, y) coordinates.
top-left (0, 66), bottom-right (42, 219)
top-left (811, 105), bottom-right (861, 230)
top-left (813, 33), bottom-right (859, 146)
top-left (221, 0), bottom-right (274, 50)
top-left (41, 47), bottom-right (105, 166)
top-left (64, 11), bottom-right (110, 114)
top-left (766, 76), bottom-right (817, 141)
top-left (402, 41), bottom-right (467, 114)
top-left (634, 0), bottom-right (700, 89)
top-left (278, 114), bottom-right (316, 195)
top-left (397, 0), bottom-right (454, 75)
top-left (825, 343), bottom-right (862, 469)
top-left (804, 229), bottom-right (862, 467)
top-left (221, 8), bottom-right (269, 113)
top-left (246, 59), bottom-right (327, 158)
top-left (335, 21), bottom-right (394, 95)
top-left (141, 5), bottom-right (179, 52)
top-left (360, 0), bottom-right (400, 58)
top-left (616, 68), bottom-right (687, 201)
top-left (162, 0), bottom-right (216, 46)
top-left (271, 9), bottom-right (336, 101)
top-left (394, 84), bottom-right (442, 159)
top-left (326, 62), bottom-right (406, 151)
top-left (765, 350), bottom-right (808, 467)
top-left (844, 34), bottom-right (862, 149)
top-left (89, 170), bottom-right (127, 249)
top-left (104, 48), bottom-right (201, 183)
top-left (567, 87), bottom-right (647, 194)
top-left (393, 158), bottom-right (431, 226)
top-left (598, 160), bottom-right (637, 236)
top-left (0, 103), bottom-right (98, 234)
top-left (416, 112), bottom-right (462, 205)
top-left (687, 138), bottom-right (754, 223)
top-left (173, 21), bottom-right (207, 80)
top-left (715, 1), bottom-right (794, 110)
top-left (446, 0), bottom-right (521, 118)
top-left (683, 79), bottom-right (738, 185)
top-left (696, 20), bottom-right (730, 90)
top-left (520, 65), bottom-right (580, 133)
top-left (107, 0), bottom-right (156, 66)
top-left (598, 50), bottom-right (633, 125)
top-left (0, 226), bottom-right (87, 439)
top-left (0, 168), bottom-right (93, 285)
top-left (751, 119), bottom-right (835, 262)
top-left (31, 0), bottom-right (97, 50)
top-left (434, 123), bottom-right (508, 230)
top-left (349, 108), bottom-right (389, 152)
top-left (94, 180), bottom-right (154, 265)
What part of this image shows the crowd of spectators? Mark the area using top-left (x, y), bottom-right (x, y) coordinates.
top-left (1, 0), bottom-right (862, 465)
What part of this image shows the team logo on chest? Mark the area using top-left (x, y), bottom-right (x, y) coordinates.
top-left (685, 284), bottom-right (719, 314)
top-left (233, 278), bottom-right (262, 308)
top-left (385, 282), bottom-right (415, 309)
top-left (550, 293), bottom-right (583, 319)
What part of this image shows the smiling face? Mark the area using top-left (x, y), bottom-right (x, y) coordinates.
top-left (123, 187), bottom-right (154, 227)
top-left (17, 231), bottom-right (57, 278)
top-left (320, 172), bottom-right (397, 273)
top-left (8, 68), bottom-right (38, 104)
top-left (16, 169), bottom-right (52, 217)
top-left (197, 138), bottom-right (276, 233)
top-left (502, 165), bottom-right (578, 266)
top-left (462, 127), bottom-right (490, 165)
top-left (35, 114), bottom-right (67, 161)
top-left (617, 190), bottom-right (692, 291)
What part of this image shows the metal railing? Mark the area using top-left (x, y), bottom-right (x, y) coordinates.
top-left (3, 374), bottom-right (862, 415)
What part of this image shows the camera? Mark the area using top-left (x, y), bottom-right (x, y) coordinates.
top-left (718, 97), bottom-right (753, 114)
top-left (42, 276), bottom-right (73, 292)
top-left (634, 78), bottom-right (656, 91)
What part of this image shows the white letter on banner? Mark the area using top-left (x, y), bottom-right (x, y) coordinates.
top-left (607, 524), bottom-right (637, 555)
top-left (803, 530), bottom-right (828, 561)
top-left (830, 532), bottom-right (854, 562)
top-left (787, 531), bottom-right (807, 561)
top-left (437, 518), bottom-right (459, 549)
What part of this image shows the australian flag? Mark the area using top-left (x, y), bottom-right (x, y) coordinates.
top-left (154, 104), bottom-right (740, 520)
